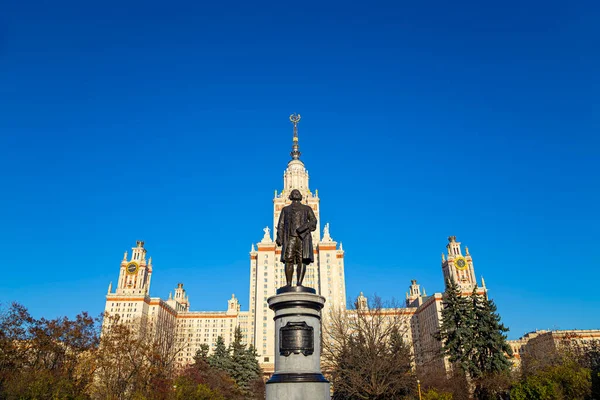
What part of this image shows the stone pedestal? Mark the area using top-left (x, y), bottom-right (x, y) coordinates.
top-left (266, 286), bottom-right (330, 400)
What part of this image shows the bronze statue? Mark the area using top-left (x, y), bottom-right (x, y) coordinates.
top-left (276, 189), bottom-right (317, 287)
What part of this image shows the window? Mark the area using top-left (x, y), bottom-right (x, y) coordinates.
top-left (264, 357), bottom-right (270, 362)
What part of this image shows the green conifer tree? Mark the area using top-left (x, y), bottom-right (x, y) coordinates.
top-left (207, 336), bottom-right (232, 373)
top-left (470, 288), bottom-right (512, 376)
top-left (229, 327), bottom-right (249, 392)
top-left (193, 343), bottom-right (210, 365)
top-left (243, 344), bottom-right (263, 383)
top-left (436, 278), bottom-right (475, 375)
top-left (224, 327), bottom-right (263, 396)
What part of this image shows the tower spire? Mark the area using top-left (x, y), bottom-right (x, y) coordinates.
top-left (289, 113), bottom-right (301, 160)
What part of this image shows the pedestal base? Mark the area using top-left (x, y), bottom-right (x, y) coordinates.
top-left (266, 382), bottom-right (330, 400)
top-left (266, 290), bottom-right (330, 400)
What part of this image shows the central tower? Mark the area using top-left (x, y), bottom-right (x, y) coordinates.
top-left (248, 115), bottom-right (347, 371)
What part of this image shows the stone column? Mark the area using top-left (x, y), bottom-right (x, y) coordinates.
top-left (266, 286), bottom-right (330, 400)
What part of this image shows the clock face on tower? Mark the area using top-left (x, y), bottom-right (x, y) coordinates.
top-left (455, 256), bottom-right (468, 271)
top-left (126, 262), bottom-right (139, 275)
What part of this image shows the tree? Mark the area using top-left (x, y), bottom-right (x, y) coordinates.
top-left (91, 313), bottom-right (185, 400)
top-left (172, 375), bottom-right (226, 400)
top-left (92, 317), bottom-right (149, 399)
top-left (183, 343), bottom-right (243, 400)
top-left (471, 289), bottom-right (512, 378)
top-left (435, 282), bottom-right (514, 399)
top-left (0, 302), bottom-right (100, 400)
top-left (207, 336), bottom-right (232, 373)
top-left (323, 295), bottom-right (416, 399)
top-left (564, 338), bottom-right (600, 399)
top-left (470, 287), bottom-right (513, 399)
top-left (228, 327), bottom-right (264, 398)
top-left (0, 302), bottom-right (34, 392)
top-left (510, 358), bottom-right (591, 400)
top-left (194, 343), bottom-right (210, 363)
top-left (436, 278), bottom-right (474, 376)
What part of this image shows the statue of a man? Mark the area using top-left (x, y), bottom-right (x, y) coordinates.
top-left (276, 189), bottom-right (317, 287)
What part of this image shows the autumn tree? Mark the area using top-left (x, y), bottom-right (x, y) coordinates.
top-left (179, 339), bottom-right (243, 400)
top-left (510, 357), bottom-right (591, 400)
top-left (511, 336), bottom-right (598, 400)
top-left (0, 302), bottom-right (99, 400)
top-left (564, 338), bottom-right (600, 399)
top-left (0, 302), bottom-right (34, 392)
top-left (91, 313), bottom-right (185, 400)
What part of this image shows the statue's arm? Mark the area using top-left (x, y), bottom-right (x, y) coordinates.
top-left (307, 206), bottom-right (317, 232)
top-left (298, 206), bottom-right (318, 235)
top-left (276, 210), bottom-right (285, 246)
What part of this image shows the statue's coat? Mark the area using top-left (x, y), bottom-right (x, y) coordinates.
top-left (276, 202), bottom-right (317, 264)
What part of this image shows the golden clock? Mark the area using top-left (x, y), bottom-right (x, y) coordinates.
top-left (454, 256), bottom-right (468, 271)
top-left (126, 262), bottom-right (139, 275)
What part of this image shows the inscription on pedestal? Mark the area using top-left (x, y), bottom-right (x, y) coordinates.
top-left (280, 321), bottom-right (314, 356)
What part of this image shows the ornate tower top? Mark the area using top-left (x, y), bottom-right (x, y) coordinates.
top-left (289, 113), bottom-right (301, 160)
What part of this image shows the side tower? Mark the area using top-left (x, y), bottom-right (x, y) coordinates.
top-left (441, 236), bottom-right (484, 293)
top-left (105, 241), bottom-right (153, 326)
top-left (116, 240), bottom-right (153, 296)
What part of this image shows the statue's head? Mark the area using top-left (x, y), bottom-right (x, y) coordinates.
top-left (289, 189), bottom-right (302, 201)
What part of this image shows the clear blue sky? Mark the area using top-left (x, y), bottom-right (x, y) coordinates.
top-left (0, 1), bottom-right (598, 339)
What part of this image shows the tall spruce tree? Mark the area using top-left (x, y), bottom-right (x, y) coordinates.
top-left (437, 283), bottom-right (513, 399)
top-left (208, 336), bottom-right (232, 372)
top-left (470, 287), bottom-right (512, 377)
top-left (228, 326), bottom-right (262, 395)
top-left (244, 345), bottom-right (263, 383)
top-left (437, 278), bottom-right (475, 375)
top-left (193, 343), bottom-right (210, 364)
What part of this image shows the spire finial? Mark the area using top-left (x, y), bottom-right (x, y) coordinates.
top-left (289, 113), bottom-right (301, 160)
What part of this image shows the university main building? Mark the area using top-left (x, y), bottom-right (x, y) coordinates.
top-left (103, 116), bottom-right (486, 374)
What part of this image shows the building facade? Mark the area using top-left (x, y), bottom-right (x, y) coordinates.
top-left (102, 116), bottom-right (488, 375)
top-left (508, 329), bottom-right (600, 369)
top-left (103, 240), bottom-right (249, 367)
